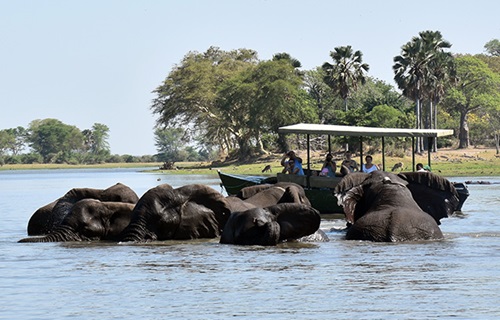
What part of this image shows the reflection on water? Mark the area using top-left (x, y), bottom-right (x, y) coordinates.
top-left (1, 169), bottom-right (500, 319)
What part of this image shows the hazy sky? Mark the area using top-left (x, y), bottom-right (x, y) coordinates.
top-left (1, 0), bottom-right (499, 155)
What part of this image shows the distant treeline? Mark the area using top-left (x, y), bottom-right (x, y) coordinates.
top-left (0, 118), bottom-right (212, 165)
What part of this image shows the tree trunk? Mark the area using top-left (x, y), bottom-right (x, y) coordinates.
top-left (277, 133), bottom-right (289, 153)
top-left (415, 97), bottom-right (422, 153)
top-left (236, 136), bottom-right (253, 160)
top-left (255, 135), bottom-right (268, 155)
top-left (495, 131), bottom-right (499, 155)
top-left (458, 110), bottom-right (470, 149)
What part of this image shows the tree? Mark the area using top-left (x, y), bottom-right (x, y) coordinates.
top-left (151, 47), bottom-right (316, 160)
top-left (27, 119), bottom-right (84, 163)
top-left (484, 39), bottom-right (500, 56)
top-left (0, 127), bottom-right (27, 156)
top-left (442, 55), bottom-right (500, 148)
top-left (151, 47), bottom-right (258, 159)
top-left (393, 30), bottom-right (453, 152)
top-left (322, 45), bottom-right (370, 112)
top-left (154, 127), bottom-right (189, 162)
top-left (303, 68), bottom-right (342, 124)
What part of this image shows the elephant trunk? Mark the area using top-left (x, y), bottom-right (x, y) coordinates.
top-left (119, 214), bottom-right (153, 242)
top-left (18, 225), bottom-right (83, 243)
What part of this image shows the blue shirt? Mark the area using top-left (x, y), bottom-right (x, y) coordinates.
top-left (293, 159), bottom-right (305, 175)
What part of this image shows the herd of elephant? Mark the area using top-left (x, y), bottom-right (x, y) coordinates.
top-left (18, 171), bottom-right (461, 245)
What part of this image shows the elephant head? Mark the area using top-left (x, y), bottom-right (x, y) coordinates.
top-left (119, 184), bottom-right (232, 242)
top-left (220, 203), bottom-right (321, 246)
top-left (334, 171), bottom-right (459, 242)
top-left (19, 199), bottom-right (135, 242)
top-left (26, 183), bottom-right (139, 236)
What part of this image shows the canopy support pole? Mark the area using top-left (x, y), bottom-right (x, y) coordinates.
top-left (306, 134), bottom-right (311, 188)
top-left (359, 136), bottom-right (364, 170)
top-left (381, 136), bottom-right (386, 171)
top-left (427, 137), bottom-right (433, 169)
top-left (412, 137), bottom-right (416, 172)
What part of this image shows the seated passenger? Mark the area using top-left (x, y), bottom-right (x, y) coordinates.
top-left (320, 153), bottom-right (336, 177)
top-left (362, 155), bottom-right (379, 173)
top-left (341, 151), bottom-right (358, 173)
top-left (281, 150), bottom-right (304, 175)
top-left (283, 159), bottom-right (304, 175)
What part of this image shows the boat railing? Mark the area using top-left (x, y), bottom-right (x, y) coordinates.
top-left (277, 173), bottom-right (342, 189)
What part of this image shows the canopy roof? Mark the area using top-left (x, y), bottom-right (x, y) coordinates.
top-left (278, 123), bottom-right (454, 138)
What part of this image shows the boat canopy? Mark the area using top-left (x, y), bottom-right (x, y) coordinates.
top-left (278, 123), bottom-right (453, 138)
top-left (278, 123), bottom-right (454, 172)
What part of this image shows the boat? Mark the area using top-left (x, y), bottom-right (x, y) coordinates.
top-left (218, 123), bottom-right (469, 214)
top-left (217, 171), bottom-right (276, 196)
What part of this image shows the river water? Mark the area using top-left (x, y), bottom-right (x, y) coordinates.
top-left (1, 168), bottom-right (499, 319)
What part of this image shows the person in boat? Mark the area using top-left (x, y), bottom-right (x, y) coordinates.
top-left (320, 153), bottom-right (337, 177)
top-left (283, 159), bottom-right (305, 175)
top-left (341, 151), bottom-right (358, 173)
top-left (281, 151), bottom-right (304, 175)
top-left (281, 151), bottom-right (303, 169)
top-left (416, 163), bottom-right (426, 172)
top-left (362, 155), bottom-right (379, 173)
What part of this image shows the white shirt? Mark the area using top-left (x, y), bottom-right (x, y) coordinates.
top-left (362, 164), bottom-right (378, 173)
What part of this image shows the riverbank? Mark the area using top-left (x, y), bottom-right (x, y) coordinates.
top-left (1, 147), bottom-right (499, 177)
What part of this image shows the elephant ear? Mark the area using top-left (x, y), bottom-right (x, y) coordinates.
top-left (27, 200), bottom-right (58, 235)
top-left (399, 172), bottom-right (460, 223)
top-left (278, 185), bottom-right (311, 206)
top-left (267, 203), bottom-right (321, 241)
top-left (334, 173), bottom-right (369, 224)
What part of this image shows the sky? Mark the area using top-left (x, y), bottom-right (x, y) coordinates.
top-left (1, 0), bottom-right (499, 155)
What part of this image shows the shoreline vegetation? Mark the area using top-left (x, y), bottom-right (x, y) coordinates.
top-left (1, 148), bottom-right (499, 177)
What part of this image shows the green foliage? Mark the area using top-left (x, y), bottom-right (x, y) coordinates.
top-left (322, 45), bottom-right (370, 110)
top-left (442, 55), bottom-right (500, 148)
top-left (484, 39), bottom-right (500, 56)
top-left (27, 119), bottom-right (84, 163)
top-left (151, 47), bottom-right (316, 159)
top-left (154, 127), bottom-right (190, 162)
top-left (0, 126), bottom-right (27, 156)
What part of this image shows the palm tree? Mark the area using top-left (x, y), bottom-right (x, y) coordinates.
top-left (424, 50), bottom-right (456, 150)
top-left (322, 45), bottom-right (370, 112)
top-left (393, 30), bottom-right (452, 152)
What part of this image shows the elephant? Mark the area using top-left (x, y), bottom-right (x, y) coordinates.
top-left (235, 182), bottom-right (311, 208)
top-left (19, 199), bottom-right (135, 242)
top-left (334, 171), bottom-right (459, 242)
top-left (220, 203), bottom-right (321, 246)
top-left (119, 183), bottom-right (232, 242)
top-left (223, 182), bottom-right (311, 217)
top-left (26, 183), bottom-right (139, 236)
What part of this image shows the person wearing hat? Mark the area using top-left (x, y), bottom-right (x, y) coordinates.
top-left (281, 150), bottom-right (304, 175)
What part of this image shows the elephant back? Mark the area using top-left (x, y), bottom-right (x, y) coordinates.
top-left (237, 184), bottom-right (274, 199)
top-left (99, 183), bottom-right (139, 203)
top-left (399, 172), bottom-right (460, 222)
